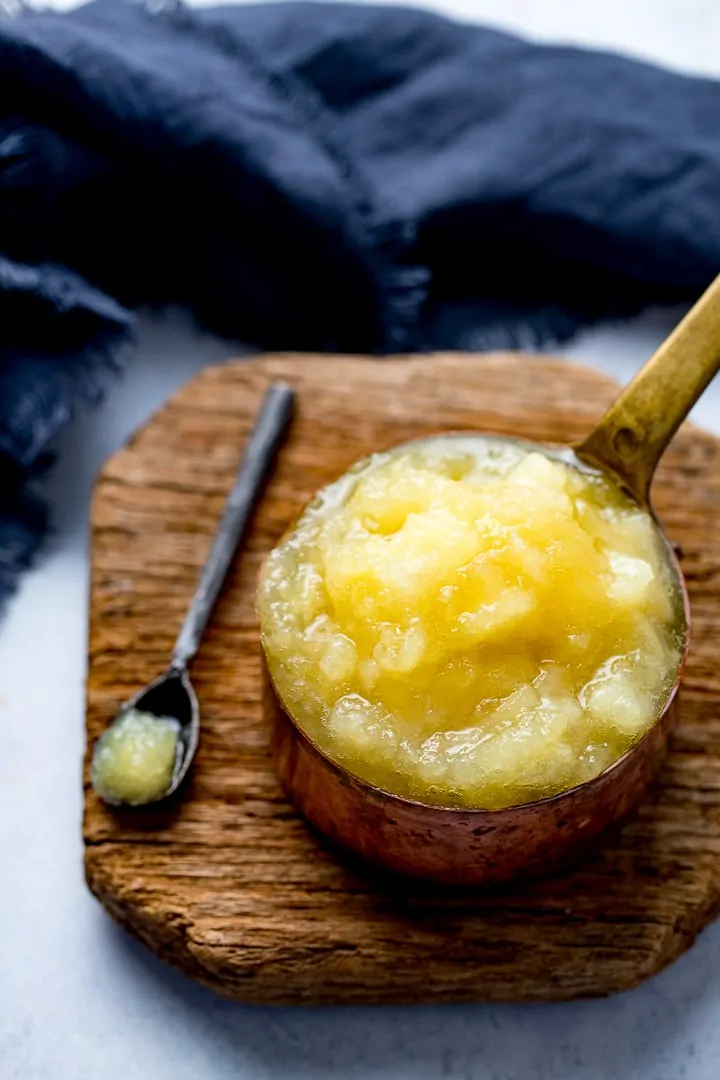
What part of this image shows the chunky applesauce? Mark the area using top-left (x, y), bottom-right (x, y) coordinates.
top-left (259, 437), bottom-right (684, 809)
top-left (92, 708), bottom-right (180, 805)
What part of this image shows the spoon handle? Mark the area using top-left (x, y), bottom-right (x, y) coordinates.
top-left (170, 381), bottom-right (295, 671)
top-left (576, 273), bottom-right (720, 504)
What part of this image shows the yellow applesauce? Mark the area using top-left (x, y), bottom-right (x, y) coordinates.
top-left (259, 437), bottom-right (684, 809)
top-left (92, 708), bottom-right (181, 806)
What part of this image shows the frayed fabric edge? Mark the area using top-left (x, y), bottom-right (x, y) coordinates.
top-left (0, 325), bottom-right (134, 610)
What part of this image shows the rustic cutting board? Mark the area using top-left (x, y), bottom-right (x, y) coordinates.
top-left (84, 352), bottom-right (720, 1004)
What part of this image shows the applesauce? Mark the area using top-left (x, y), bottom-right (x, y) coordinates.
top-left (259, 437), bottom-right (684, 809)
top-left (92, 708), bottom-right (180, 805)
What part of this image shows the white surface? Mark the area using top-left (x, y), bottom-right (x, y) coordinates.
top-left (3, 3), bottom-right (720, 1079)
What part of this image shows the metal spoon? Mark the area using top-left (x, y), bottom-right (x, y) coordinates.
top-left (91, 381), bottom-right (296, 807)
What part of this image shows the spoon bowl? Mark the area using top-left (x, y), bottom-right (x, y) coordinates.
top-left (91, 668), bottom-right (199, 806)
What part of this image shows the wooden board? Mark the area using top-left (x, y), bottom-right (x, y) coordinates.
top-left (84, 352), bottom-right (720, 1004)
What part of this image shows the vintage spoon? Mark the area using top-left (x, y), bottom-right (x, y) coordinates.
top-left (92, 381), bottom-right (295, 807)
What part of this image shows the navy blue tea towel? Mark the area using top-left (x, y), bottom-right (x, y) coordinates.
top-left (2, 0), bottom-right (720, 605)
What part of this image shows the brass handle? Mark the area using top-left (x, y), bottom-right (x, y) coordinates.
top-left (576, 273), bottom-right (720, 505)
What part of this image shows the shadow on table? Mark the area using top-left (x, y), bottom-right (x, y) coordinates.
top-left (100, 900), bottom-right (717, 1080)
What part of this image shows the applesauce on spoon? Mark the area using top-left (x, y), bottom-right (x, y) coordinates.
top-left (259, 436), bottom-right (683, 810)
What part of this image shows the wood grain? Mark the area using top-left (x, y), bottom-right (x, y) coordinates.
top-left (84, 353), bottom-right (720, 1004)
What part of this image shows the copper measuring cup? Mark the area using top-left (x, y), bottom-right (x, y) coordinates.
top-left (266, 275), bottom-right (720, 886)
